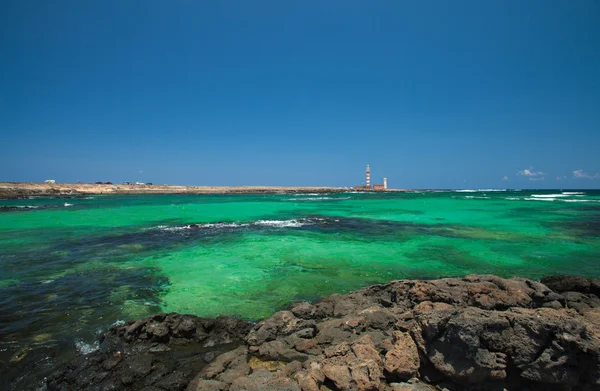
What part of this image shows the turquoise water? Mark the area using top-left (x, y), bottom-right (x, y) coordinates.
top-left (1, 190), bottom-right (599, 388)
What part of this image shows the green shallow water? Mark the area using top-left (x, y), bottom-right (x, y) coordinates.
top-left (1, 190), bottom-right (599, 388)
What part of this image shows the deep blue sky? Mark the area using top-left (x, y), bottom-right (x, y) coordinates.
top-left (2, 1), bottom-right (599, 189)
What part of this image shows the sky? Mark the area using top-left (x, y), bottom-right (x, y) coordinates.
top-left (1, 1), bottom-right (599, 189)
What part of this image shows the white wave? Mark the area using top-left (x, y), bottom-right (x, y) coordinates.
top-left (75, 339), bottom-right (99, 355)
top-left (454, 189), bottom-right (506, 192)
top-left (505, 197), bottom-right (521, 200)
top-left (152, 218), bottom-right (317, 232)
top-left (64, 203), bottom-right (73, 207)
top-left (155, 222), bottom-right (248, 231)
top-left (110, 320), bottom-right (125, 328)
top-left (202, 222), bottom-right (248, 228)
top-left (524, 197), bottom-right (599, 203)
top-left (464, 196), bottom-right (490, 199)
top-left (293, 193), bottom-right (328, 196)
top-left (287, 197), bottom-right (350, 201)
top-left (84, 196), bottom-right (95, 199)
top-left (530, 194), bottom-right (571, 198)
top-left (561, 192), bottom-right (585, 195)
top-left (156, 225), bottom-right (192, 231)
top-left (13, 205), bottom-right (39, 209)
top-left (253, 219), bottom-right (307, 228)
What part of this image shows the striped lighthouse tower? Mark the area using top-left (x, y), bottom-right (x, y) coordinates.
top-left (366, 165), bottom-right (371, 188)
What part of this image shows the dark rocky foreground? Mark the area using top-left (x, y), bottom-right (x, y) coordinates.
top-left (47, 275), bottom-right (600, 391)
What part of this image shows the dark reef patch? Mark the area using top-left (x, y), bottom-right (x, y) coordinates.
top-left (0, 267), bottom-right (169, 391)
top-left (0, 204), bottom-right (63, 212)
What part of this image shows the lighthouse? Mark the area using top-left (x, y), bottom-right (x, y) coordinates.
top-left (366, 165), bottom-right (371, 188)
top-left (384, 178), bottom-right (387, 189)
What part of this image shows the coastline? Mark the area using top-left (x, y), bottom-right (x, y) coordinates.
top-left (0, 182), bottom-right (406, 199)
top-left (44, 274), bottom-right (600, 391)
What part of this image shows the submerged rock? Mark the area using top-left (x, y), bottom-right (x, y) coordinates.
top-left (48, 275), bottom-right (600, 391)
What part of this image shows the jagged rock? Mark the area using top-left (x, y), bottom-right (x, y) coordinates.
top-left (229, 368), bottom-right (301, 391)
top-left (541, 275), bottom-right (593, 294)
top-left (47, 314), bottom-right (251, 391)
top-left (198, 346), bottom-right (250, 383)
top-left (186, 379), bottom-right (228, 391)
top-left (384, 331), bottom-right (419, 381)
top-left (562, 291), bottom-right (600, 314)
top-left (292, 302), bottom-right (318, 319)
top-left (47, 275), bottom-right (600, 391)
top-left (389, 379), bottom-right (437, 390)
top-left (246, 311), bottom-right (314, 346)
top-left (258, 340), bottom-right (309, 362)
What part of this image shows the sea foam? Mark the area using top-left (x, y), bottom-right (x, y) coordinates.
top-left (152, 218), bottom-right (320, 232)
top-left (75, 339), bottom-right (99, 355)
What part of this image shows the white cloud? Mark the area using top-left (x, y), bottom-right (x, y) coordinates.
top-left (517, 168), bottom-right (544, 181)
top-left (556, 176), bottom-right (566, 181)
top-left (573, 169), bottom-right (600, 179)
top-left (502, 176), bottom-right (508, 181)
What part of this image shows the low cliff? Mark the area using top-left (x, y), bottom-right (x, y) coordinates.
top-left (47, 274), bottom-right (600, 391)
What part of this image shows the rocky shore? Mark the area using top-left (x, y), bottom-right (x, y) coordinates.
top-left (47, 275), bottom-right (600, 391)
top-left (0, 182), bottom-right (359, 199)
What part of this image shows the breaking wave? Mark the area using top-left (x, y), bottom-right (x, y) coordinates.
top-left (110, 320), bottom-right (125, 328)
top-left (75, 339), bottom-right (99, 355)
top-left (287, 197), bottom-right (351, 201)
top-left (291, 193), bottom-right (329, 196)
top-left (152, 218), bottom-right (327, 232)
top-left (530, 194), bottom-right (573, 198)
top-left (254, 220), bottom-right (306, 227)
top-left (521, 197), bottom-right (599, 203)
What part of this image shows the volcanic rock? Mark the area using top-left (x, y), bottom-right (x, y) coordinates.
top-left (47, 275), bottom-right (600, 391)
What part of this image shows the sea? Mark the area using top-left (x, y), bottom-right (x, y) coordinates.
top-left (1, 189), bottom-right (599, 389)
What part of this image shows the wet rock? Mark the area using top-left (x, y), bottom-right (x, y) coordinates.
top-left (154, 370), bottom-right (188, 391)
top-left (47, 314), bottom-right (251, 391)
top-left (121, 354), bottom-right (153, 385)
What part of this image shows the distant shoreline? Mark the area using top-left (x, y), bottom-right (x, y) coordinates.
top-left (0, 182), bottom-right (406, 199)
